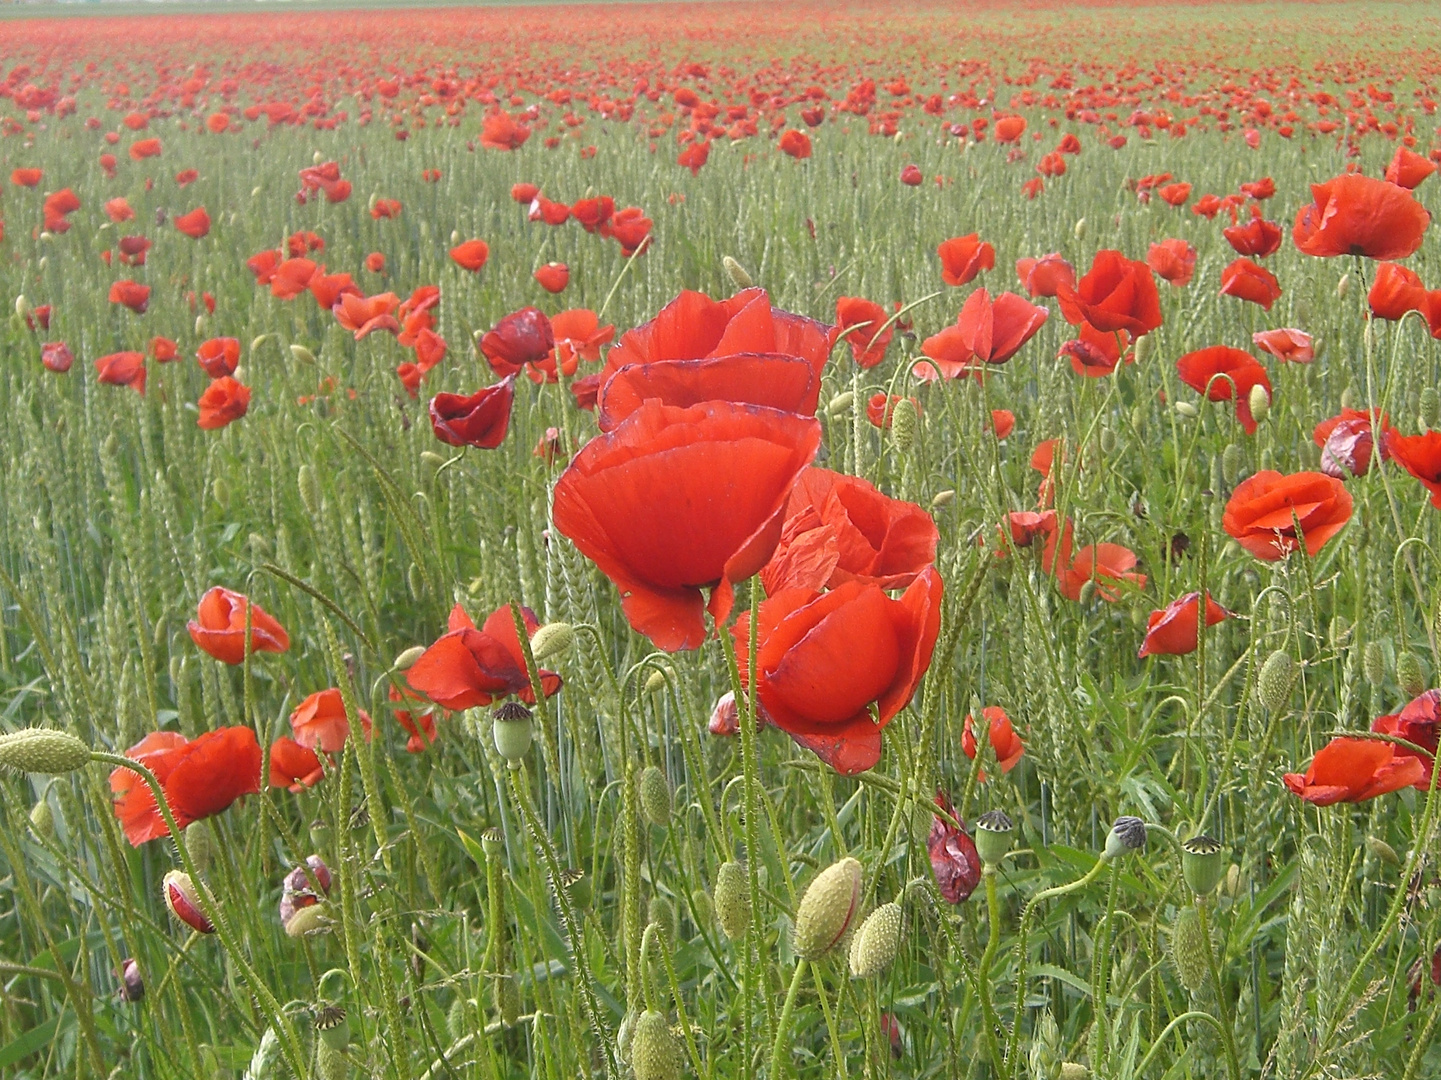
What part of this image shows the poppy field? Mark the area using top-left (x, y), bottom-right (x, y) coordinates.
top-left (3, 0), bottom-right (1441, 1077)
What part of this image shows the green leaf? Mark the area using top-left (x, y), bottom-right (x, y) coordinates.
top-left (0, 1015), bottom-right (59, 1069)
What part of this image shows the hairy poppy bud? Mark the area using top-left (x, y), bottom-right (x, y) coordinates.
top-left (1221, 443), bottom-right (1244, 485)
top-left (420, 450), bottom-right (447, 471)
top-left (1363, 641), bottom-right (1386, 687)
top-left (1422, 387), bottom-right (1440, 431)
top-left (1073, 217), bottom-right (1087, 240)
top-left (494, 973), bottom-right (521, 1027)
top-left (1397, 650), bottom-right (1427, 699)
top-left (529, 622), bottom-right (574, 661)
top-left (29, 797), bottom-right (54, 838)
top-left (315, 1004), bottom-right (350, 1051)
top-left (0, 728), bottom-right (90, 775)
top-left (891, 398), bottom-right (919, 453)
top-left (290, 344), bottom-right (317, 366)
top-left (1104, 816), bottom-right (1147, 859)
top-left (794, 856), bottom-right (863, 960)
top-left (638, 765), bottom-right (673, 827)
top-left (315, 1040), bottom-right (348, 1080)
top-left (723, 255), bottom-right (754, 290)
top-left (690, 887), bottom-right (715, 929)
top-left (849, 901), bottom-right (903, 978)
top-left (647, 898), bottom-right (676, 944)
top-left (298, 464), bottom-right (320, 517)
top-left (1366, 835), bottom-right (1400, 868)
top-left (118, 958), bottom-right (144, 1003)
top-left (284, 902), bottom-right (333, 938)
top-left (631, 1010), bottom-right (684, 1080)
top-left (1099, 428), bottom-right (1117, 455)
top-left (1060, 1064), bottom-right (1090, 1080)
top-left (974, 810), bottom-right (1015, 867)
top-left (15, 294), bottom-right (31, 318)
top-left (185, 821), bottom-right (214, 874)
top-left (1257, 649), bottom-right (1297, 715)
top-left (392, 645), bottom-right (425, 671)
top-left (492, 702), bottom-right (534, 765)
top-left (162, 870), bottom-right (214, 934)
top-left (644, 670), bottom-right (667, 695)
top-left (714, 860), bottom-right (750, 941)
top-left (1174, 400), bottom-right (1198, 418)
top-left (1132, 333), bottom-right (1152, 366)
top-left (1336, 273), bottom-right (1350, 300)
top-left (931, 489), bottom-right (955, 510)
top-left (1247, 383), bottom-right (1271, 425)
top-left (1169, 906), bottom-right (1209, 993)
top-left (249, 333), bottom-right (271, 354)
top-left (827, 391), bottom-right (855, 416)
top-left (1182, 835), bottom-right (1225, 896)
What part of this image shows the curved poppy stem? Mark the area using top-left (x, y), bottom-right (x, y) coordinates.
top-left (975, 868), bottom-right (1007, 1073)
top-left (1131, 1010), bottom-right (1232, 1078)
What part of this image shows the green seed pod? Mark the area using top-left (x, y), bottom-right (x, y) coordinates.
top-left (1182, 835), bottom-right (1225, 897)
top-left (1366, 836), bottom-right (1400, 868)
top-left (1132, 333), bottom-right (1153, 366)
top-left (690, 887), bottom-right (715, 929)
top-left (1247, 383), bottom-right (1271, 425)
top-left (723, 255), bottom-right (754, 290)
top-left (315, 1039), bottom-right (348, 1080)
top-left (848, 901), bottom-right (903, 978)
top-left (1169, 906), bottom-right (1209, 994)
top-left (638, 765), bottom-right (673, 827)
top-left (1221, 443), bottom-right (1244, 486)
top-left (974, 809), bottom-right (1015, 867)
top-left (29, 797), bottom-right (54, 839)
top-left (714, 860), bottom-right (750, 942)
top-left (315, 1005), bottom-right (350, 1051)
top-left (494, 973), bottom-right (520, 1027)
top-left (492, 702), bottom-right (534, 765)
top-left (1257, 649), bottom-right (1298, 715)
top-left (794, 857), bottom-right (863, 960)
top-left (631, 1010), bottom-right (684, 1080)
top-left (1174, 400), bottom-right (1198, 419)
top-left (290, 344), bottom-right (318, 366)
top-left (298, 464), bottom-right (320, 517)
top-left (1422, 387), bottom-right (1440, 431)
top-left (1364, 641), bottom-right (1386, 687)
top-left (1103, 816), bottom-right (1147, 860)
top-left (480, 826), bottom-right (505, 857)
top-left (529, 622), bottom-right (574, 661)
top-left (827, 391), bottom-right (855, 416)
top-left (1131, 403), bottom-right (1148, 434)
top-left (891, 398), bottom-right (919, 453)
top-left (0, 729), bottom-right (90, 775)
top-left (1397, 649), bottom-right (1427, 699)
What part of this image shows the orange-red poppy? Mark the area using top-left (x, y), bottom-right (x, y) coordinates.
top-left (333, 292), bottom-right (400, 339)
top-left (95, 351), bottom-right (146, 394)
top-left (597, 353), bottom-right (819, 432)
top-left (1222, 470), bottom-right (1353, 560)
top-left (534, 262), bottom-right (569, 293)
top-left (1371, 690), bottom-right (1440, 792)
top-left (174, 207), bottom-right (210, 238)
top-left (110, 726), bottom-right (262, 845)
top-left (1252, 328), bottom-right (1314, 363)
top-left (41, 342), bottom-right (72, 373)
top-left (290, 689), bottom-right (370, 754)
top-left (196, 337), bottom-right (239, 378)
top-left (10, 167), bottom-right (41, 187)
top-left (449, 238), bottom-right (490, 272)
top-left (1293, 174), bottom-right (1429, 260)
top-left (778, 129), bottom-right (812, 159)
top-left (1057, 249), bottom-right (1162, 336)
top-left (1283, 737), bottom-right (1425, 805)
top-left (1138, 592), bottom-right (1229, 657)
top-left (1368, 262), bottom-right (1431, 321)
top-left (962, 706), bottom-right (1025, 777)
top-left (1175, 346), bottom-right (1272, 433)
top-left (937, 234), bottom-right (995, 287)
top-left (405, 603), bottom-right (560, 710)
top-left (197, 377), bottom-right (250, 430)
top-left (836, 296), bottom-right (894, 368)
top-left (1220, 258), bottom-right (1282, 310)
top-left (1386, 430), bottom-right (1441, 506)
top-left (186, 586), bottom-right (289, 665)
top-left (1015, 253), bottom-right (1075, 298)
top-left (1146, 239), bottom-right (1196, 286)
top-left (1385, 146), bottom-right (1437, 190)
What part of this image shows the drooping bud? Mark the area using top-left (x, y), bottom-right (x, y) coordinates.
top-left (794, 856), bottom-right (863, 960)
top-left (1257, 649), bottom-right (1298, 715)
top-left (1181, 835), bottom-right (1225, 896)
top-left (392, 645), bottom-right (425, 671)
top-left (0, 728), bottom-right (90, 775)
top-left (1366, 835), bottom-right (1400, 868)
top-left (1364, 641), bottom-right (1386, 687)
top-left (283, 902), bottom-right (333, 938)
top-left (930, 489), bottom-right (955, 510)
top-left (529, 622), bottom-right (574, 662)
top-left (290, 344), bottom-right (317, 366)
top-left (827, 391), bottom-right (855, 416)
top-left (492, 702), bottom-right (534, 765)
top-left (118, 958), bottom-right (145, 1003)
top-left (1221, 443), bottom-right (1245, 486)
top-left (1336, 272), bottom-right (1350, 300)
top-left (1174, 400), bottom-right (1198, 419)
top-left (722, 255), bottom-right (754, 290)
top-left (630, 1010), bottom-right (684, 1080)
top-left (1169, 906), bottom-right (1209, 993)
top-left (974, 810), bottom-right (1015, 867)
top-left (1247, 383), bottom-right (1271, 425)
top-left (29, 797), bottom-right (54, 838)
top-left (647, 898), bottom-right (677, 944)
top-left (1103, 816), bottom-right (1147, 860)
top-left (249, 333), bottom-right (271, 355)
top-left (1099, 428), bottom-right (1117, 455)
top-left (890, 398), bottom-right (919, 453)
top-left (848, 901), bottom-right (903, 978)
top-left (690, 887), bottom-right (715, 929)
top-left (315, 1004), bottom-right (351, 1050)
top-left (1131, 333), bottom-right (1152, 366)
top-left (298, 464), bottom-right (320, 517)
top-left (644, 669), bottom-right (667, 695)
top-left (638, 765), bottom-right (673, 827)
top-left (162, 870), bottom-right (215, 934)
top-left (1073, 217), bottom-right (1088, 240)
top-left (714, 860), bottom-right (750, 942)
top-left (1397, 649), bottom-right (1427, 699)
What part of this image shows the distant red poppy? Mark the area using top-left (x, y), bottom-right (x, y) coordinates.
top-left (1241, 177), bottom-right (1276, 200)
top-left (197, 377), bottom-right (250, 430)
top-left (1057, 250), bottom-right (1162, 335)
top-left (535, 262), bottom-right (569, 293)
top-left (479, 307), bottom-right (554, 377)
top-left (195, 337), bottom-right (239, 378)
top-left (406, 602), bottom-right (560, 710)
top-left (41, 342), bottom-right (72, 373)
top-left (246, 249), bottom-right (282, 285)
top-left (992, 409), bottom-right (1015, 440)
top-left (333, 292), bottom-right (400, 340)
top-left (482, 112), bottom-right (531, 150)
top-left (778, 129), bottom-right (812, 159)
top-left (1293, 174), bottom-right (1429, 260)
top-left (678, 140), bottom-right (711, 174)
top-left (554, 400), bottom-right (821, 651)
top-left (43, 188), bottom-right (80, 233)
top-left (997, 509), bottom-right (1058, 552)
top-left (1193, 193), bottom-right (1224, 219)
top-left (206, 113), bottom-right (230, 134)
top-left (511, 182), bottom-right (540, 203)
top-left (364, 252), bottom-right (385, 273)
top-left (1146, 239), bottom-right (1196, 286)
top-left (1223, 214), bottom-right (1283, 257)
top-left (396, 363), bottom-right (422, 398)
top-left (1157, 181), bottom-right (1191, 206)
top-left (1253, 328), bottom-right (1314, 363)
top-left (1222, 471), bottom-right (1353, 560)
top-left (1175, 346), bottom-right (1271, 433)
top-left (597, 353), bottom-right (820, 432)
top-left (429, 377), bottom-right (515, 449)
top-left (994, 116), bottom-right (1027, 143)
top-left (370, 198), bottom-right (402, 220)
top-left (1368, 262), bottom-right (1431, 321)
top-left (174, 168), bottom-right (199, 187)
top-left (836, 296), bottom-right (894, 368)
top-left (1015, 253), bottom-right (1075, 297)
top-left (571, 196), bottom-right (614, 233)
top-left (1371, 689), bottom-right (1441, 792)
top-left (1386, 430), bottom-right (1441, 506)
top-left (1138, 592), bottom-right (1229, 657)
top-left (928, 792), bottom-right (981, 903)
top-left (937, 234), bottom-right (995, 287)
top-left (449, 238), bottom-right (490, 272)
top-left (529, 195), bottom-right (571, 225)
top-left (608, 206), bottom-right (652, 256)
top-left (117, 234), bottom-right (151, 266)
top-left (10, 167), bottom-right (41, 187)
top-left (1057, 536), bottom-right (1146, 602)
top-left (1385, 146), bottom-right (1437, 190)
top-left (129, 137), bottom-right (161, 160)
top-left (95, 351), bottom-right (146, 394)
top-left (867, 393), bottom-right (922, 429)
top-left (1220, 258), bottom-right (1282, 310)
top-left (186, 586), bottom-right (289, 664)
top-left (269, 258), bottom-right (319, 299)
top-left (1283, 737), bottom-right (1425, 805)
top-left (105, 197), bottom-right (135, 223)
top-left (962, 706), bottom-right (1025, 777)
top-left (1315, 408), bottom-right (1394, 478)
top-left (414, 328), bottom-right (447, 373)
top-left (308, 271), bottom-right (359, 311)
top-left (110, 727), bottom-right (262, 845)
top-left (899, 164), bottom-right (923, 186)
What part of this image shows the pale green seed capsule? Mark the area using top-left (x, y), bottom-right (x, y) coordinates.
top-left (0, 729), bottom-right (90, 775)
top-left (315, 1041), bottom-right (348, 1080)
top-left (298, 465), bottom-right (320, 517)
top-left (647, 897), bottom-right (677, 944)
top-left (1421, 387), bottom-right (1440, 431)
top-left (1366, 836), bottom-right (1400, 868)
top-left (29, 797), bottom-right (54, 838)
top-left (1363, 641), bottom-right (1386, 687)
top-left (1181, 835), bottom-right (1225, 896)
top-left (1221, 443), bottom-right (1244, 485)
top-left (891, 399), bottom-right (919, 453)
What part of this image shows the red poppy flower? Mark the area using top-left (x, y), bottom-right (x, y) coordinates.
top-left (778, 129), bottom-right (812, 159)
top-left (554, 400), bottom-right (821, 652)
top-left (195, 337), bottom-right (238, 378)
top-left (117, 234), bottom-right (151, 266)
top-left (174, 207), bottom-right (210, 239)
top-left (10, 167), bottom-right (41, 187)
top-left (1057, 250), bottom-right (1162, 336)
top-left (1368, 262), bottom-right (1431, 321)
top-left (1138, 592), bottom-right (1229, 657)
top-left (449, 238), bottom-right (490, 272)
top-left (1385, 146), bottom-right (1437, 190)
top-left (1193, 193), bottom-right (1224, 219)
top-left (396, 363), bottom-right (422, 398)
top-left (534, 262), bottom-right (569, 293)
top-left (678, 140), bottom-right (711, 175)
top-left (732, 566), bottom-right (942, 774)
top-left (1222, 471), bottom-right (1353, 560)
top-left (27, 304), bottom-right (50, 332)
top-left (105, 197), bottom-right (135, 223)
top-left (187, 586), bottom-right (289, 664)
top-left (109, 279), bottom-right (150, 314)
top-left (1176, 346), bottom-right (1272, 433)
top-left (612, 206), bottom-right (655, 257)
top-left (479, 307), bottom-right (554, 377)
top-left (290, 689), bottom-right (369, 754)
top-left (551, 309), bottom-right (615, 371)
top-left (405, 602), bottom-right (560, 710)
top-left (899, 164), bottom-right (923, 186)
top-left (1223, 214), bottom-right (1283, 257)
top-left (571, 195), bottom-right (615, 233)
top-left (390, 683), bottom-right (438, 754)
top-left (1015, 253), bottom-right (1075, 298)
top-left (1146, 239), bottom-right (1196, 287)
top-left (429, 377), bottom-right (515, 449)
top-left (197, 377), bottom-right (250, 430)
top-left (994, 116), bottom-right (1027, 143)
top-left (268, 737), bottom-right (324, 792)
top-left (958, 288), bottom-right (1049, 365)
top-left (129, 137), bottom-right (161, 160)
top-left (174, 168), bottom-right (199, 187)
top-left (309, 271), bottom-right (359, 312)
top-left (1293, 174), bottom-right (1430, 260)
top-left (1315, 408), bottom-right (1394, 478)
top-left (1057, 537), bottom-right (1146, 602)
top-left (597, 353), bottom-right (820, 433)
top-left (1059, 321), bottom-right (1131, 378)
top-left (1220, 258), bottom-right (1282, 310)
top-left (1157, 182), bottom-right (1191, 207)
top-left (1282, 737), bottom-right (1425, 805)
top-left (413, 328), bottom-right (447, 374)
top-left (1371, 689), bottom-right (1441, 791)
top-left (364, 252), bottom-right (385, 274)
top-left (937, 234), bottom-right (995, 287)
top-left (1386, 430), bottom-right (1441, 506)
top-left (96, 351), bottom-right (146, 394)
top-left (334, 292), bottom-right (400, 340)
top-left (1253, 328), bottom-right (1314, 363)
top-left (529, 195), bottom-right (571, 226)
top-left (109, 726), bottom-right (262, 845)
top-left (928, 792), bottom-right (981, 903)
top-left (996, 509), bottom-right (1058, 553)
top-left (962, 706), bottom-right (1025, 777)
top-left (867, 393), bottom-right (922, 428)
top-left (41, 342), bottom-right (72, 373)
top-left (269, 258), bottom-right (319, 300)
top-left (511, 182), bottom-right (540, 204)
top-left (1241, 177), bottom-right (1276, 200)
top-left (836, 297), bottom-right (894, 368)
top-left (370, 198), bottom-right (402, 220)
top-left (992, 409), bottom-right (1015, 440)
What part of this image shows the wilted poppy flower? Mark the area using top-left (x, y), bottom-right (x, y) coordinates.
top-left (197, 377), bottom-right (250, 430)
top-left (196, 337), bottom-right (239, 378)
top-left (1059, 321), bottom-right (1131, 378)
top-left (129, 137), bottom-right (161, 160)
top-left (937, 234), bottom-right (995, 287)
top-left (1253, 328), bottom-right (1314, 363)
top-left (732, 566), bottom-right (942, 774)
top-left (406, 602), bottom-right (560, 710)
top-left (429, 377), bottom-right (515, 449)
top-left (1175, 346), bottom-right (1272, 433)
top-left (899, 164), bottom-right (923, 186)
top-left (928, 793), bottom-right (982, 903)
top-left (1372, 689), bottom-right (1441, 791)
top-left (1222, 471), bottom-right (1353, 560)
top-left (479, 307), bottom-right (554, 377)
top-left (1368, 262), bottom-right (1431, 322)
top-left (1386, 146), bottom-right (1437, 190)
top-left (554, 400), bottom-right (821, 651)
top-left (174, 207), bottom-right (210, 239)
top-left (1293, 174), bottom-right (1430, 260)
top-left (779, 129), bottom-right (812, 159)
top-left (1015, 253), bottom-right (1075, 297)
top-left (761, 467), bottom-right (938, 593)
top-left (1220, 258), bottom-right (1282, 310)
top-left (449, 239), bottom-right (489, 272)
top-left (836, 297), bottom-right (894, 368)
top-left (187, 586), bottom-right (289, 664)
top-left (1283, 737), bottom-right (1425, 805)
top-left (1058, 250), bottom-right (1162, 336)
top-left (1386, 430), bottom-right (1441, 506)
top-left (105, 197), bottom-right (135, 223)
top-left (1223, 214), bottom-right (1283, 257)
top-left (290, 688), bottom-right (369, 754)
top-left (10, 167), bottom-right (41, 187)
top-left (867, 393), bottom-right (921, 428)
top-left (110, 727), bottom-right (262, 845)
top-left (1315, 409), bottom-right (1394, 478)
top-left (96, 351), bottom-right (146, 394)
top-left (269, 737), bottom-right (324, 791)
top-left (1146, 239), bottom-right (1196, 287)
top-left (41, 342), bottom-right (72, 373)
top-left (109, 280), bottom-right (150, 314)
top-left (597, 353), bottom-right (820, 432)
top-left (962, 706), bottom-right (1025, 777)
top-left (334, 292), bottom-right (400, 340)
top-left (1138, 592), bottom-right (1229, 657)
top-left (535, 262), bottom-right (569, 293)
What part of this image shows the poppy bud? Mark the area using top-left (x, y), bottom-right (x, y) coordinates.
top-left (420, 450), bottom-right (447, 470)
top-left (492, 702), bottom-right (534, 765)
top-left (1077, 580), bottom-right (1097, 605)
top-left (1169, 906), bottom-right (1209, 993)
top-left (290, 344), bottom-right (317, 366)
top-left (1223, 863), bottom-right (1243, 899)
top-left (1221, 443), bottom-right (1245, 485)
top-left (480, 825), bottom-right (505, 857)
top-left (630, 1010), bottom-right (684, 1080)
top-left (647, 897), bottom-right (676, 944)
top-left (494, 973), bottom-right (521, 1026)
top-left (29, 797), bottom-right (54, 839)
top-left (298, 464), bottom-right (320, 516)
top-left (1099, 428), bottom-right (1117, 455)
top-left (118, 958), bottom-right (144, 1003)
top-left (617, 1011), bottom-right (636, 1064)
top-left (974, 809), bottom-right (1015, 867)
top-left (529, 622), bottom-right (574, 661)
top-left (162, 870), bottom-right (214, 934)
top-left (185, 821), bottom-right (214, 874)
top-left (194, 315), bottom-right (205, 336)
top-left (827, 391), bottom-right (855, 416)
top-left (284, 902), bottom-right (333, 938)
top-left (1366, 835), bottom-right (1400, 868)
top-left (1132, 334), bottom-right (1152, 366)
top-left (1421, 388), bottom-right (1440, 432)
top-left (1181, 835), bottom-right (1225, 896)
top-left (931, 489), bottom-right (955, 510)
top-left (315, 1039), bottom-right (348, 1080)
top-left (1174, 400), bottom-right (1198, 418)
top-left (1073, 217), bottom-right (1087, 240)
top-left (250, 333), bottom-right (271, 354)
top-left (891, 398), bottom-right (919, 453)
top-left (690, 887), bottom-right (715, 929)
top-left (722, 255), bottom-right (754, 290)
top-left (1257, 649), bottom-right (1297, 715)
top-left (1397, 649), bottom-right (1427, 698)
top-left (1103, 816), bottom-right (1147, 859)
top-left (1130, 403), bottom-right (1148, 434)
top-left (638, 765), bottom-right (672, 827)
top-left (714, 860), bottom-right (750, 941)
top-left (450, 229), bottom-right (461, 245)
top-left (1060, 1063), bottom-right (1090, 1080)
top-left (644, 670), bottom-right (667, 695)
top-left (794, 856), bottom-right (863, 960)
top-left (1336, 273), bottom-right (1350, 300)
top-left (0, 728), bottom-right (90, 775)
top-left (848, 901), bottom-right (903, 978)
top-left (1363, 641), bottom-right (1386, 687)
top-left (392, 645), bottom-right (425, 671)
top-left (1247, 383), bottom-right (1271, 425)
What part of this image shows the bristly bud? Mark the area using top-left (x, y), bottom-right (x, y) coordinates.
top-left (891, 398), bottom-right (919, 453)
top-left (162, 870), bottom-right (215, 934)
top-left (529, 622), bottom-right (574, 661)
top-left (315, 1039), bottom-right (348, 1080)
top-left (0, 729), bottom-right (90, 775)
top-left (249, 333), bottom-right (271, 354)
top-left (638, 765), bottom-right (673, 827)
top-left (290, 343), bottom-right (317, 366)
top-left (284, 902), bottom-right (334, 939)
top-left (1221, 443), bottom-right (1244, 485)
top-left (974, 810), bottom-right (1015, 867)
top-left (392, 645), bottom-right (425, 671)
top-left (1104, 816), bottom-right (1147, 859)
top-left (315, 1004), bottom-right (351, 1050)
top-left (1060, 1063), bottom-right (1090, 1079)
top-left (297, 464), bottom-right (320, 517)
top-left (1366, 835), bottom-right (1401, 868)
top-left (1170, 906), bottom-right (1209, 993)
top-left (794, 856), bottom-right (863, 960)
top-left (647, 898), bottom-right (677, 944)
top-left (1257, 649), bottom-right (1298, 715)
top-left (849, 901), bottom-right (903, 978)
top-left (492, 702), bottom-right (534, 765)
top-left (722, 255), bottom-right (754, 290)
top-left (630, 1010), bottom-right (684, 1080)
top-left (185, 821), bottom-right (214, 874)
top-left (29, 797), bottom-right (54, 838)
top-left (1397, 649), bottom-right (1427, 699)
top-left (714, 860), bottom-right (750, 942)
top-left (1174, 400), bottom-right (1198, 418)
top-left (1336, 272), bottom-right (1350, 300)
top-left (827, 391), bottom-right (855, 416)
top-left (1248, 383), bottom-right (1271, 425)
top-left (1132, 333), bottom-right (1152, 366)
top-left (1073, 216), bottom-right (1088, 240)
top-left (1422, 387), bottom-right (1440, 431)
top-left (690, 887), bottom-right (715, 929)
top-left (1363, 641), bottom-right (1386, 687)
top-left (644, 669), bottom-right (667, 695)
top-left (1182, 835), bottom-right (1225, 896)
top-left (118, 958), bottom-right (144, 1003)
top-left (931, 489), bottom-right (955, 510)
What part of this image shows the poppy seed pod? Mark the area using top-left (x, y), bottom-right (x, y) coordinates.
top-left (492, 705), bottom-right (534, 766)
top-left (630, 1010), bottom-right (684, 1080)
top-left (690, 887), bottom-right (715, 928)
top-left (723, 255), bottom-right (754, 290)
top-left (638, 765), bottom-right (672, 827)
top-left (529, 622), bottom-right (574, 661)
top-left (1103, 816), bottom-right (1147, 859)
top-left (0, 728), bottom-right (90, 775)
top-left (315, 1039), bottom-right (348, 1080)
top-left (297, 464), bottom-right (320, 517)
top-left (714, 860), bottom-right (750, 941)
top-left (1181, 835), bottom-right (1225, 896)
top-left (162, 870), bottom-right (214, 934)
top-left (1169, 906), bottom-right (1209, 993)
top-left (1248, 383), bottom-right (1271, 425)
top-left (794, 856), bottom-right (863, 960)
top-left (974, 809), bottom-right (1015, 867)
top-left (1257, 649), bottom-right (1298, 715)
top-left (1397, 650), bottom-right (1427, 699)
top-left (480, 825), bottom-right (505, 857)
top-left (315, 1004), bottom-right (351, 1050)
top-left (848, 901), bottom-right (903, 977)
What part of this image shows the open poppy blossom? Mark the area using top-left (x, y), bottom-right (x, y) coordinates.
top-left (43, 188), bottom-right (80, 232)
top-left (597, 353), bottom-right (820, 432)
top-left (109, 279), bottom-right (150, 314)
top-left (899, 163), bottom-right (923, 186)
top-left (105, 197), bottom-right (135, 223)
top-left (551, 309), bottom-right (615, 373)
top-left (778, 129), bottom-right (811, 159)
top-left (991, 409), bottom-right (1016, 440)
top-left (571, 195), bottom-right (615, 232)
top-left (10, 167), bottom-right (41, 187)
top-left (962, 706), bottom-right (1025, 778)
top-left (187, 586), bottom-right (289, 664)
top-left (310, 271), bottom-right (359, 310)
top-left (109, 726), bottom-right (262, 845)
top-left (931, 288), bottom-right (1048, 373)
top-left (1371, 689), bottom-right (1441, 792)
top-left (1223, 213), bottom-right (1283, 257)
top-left (732, 566), bottom-right (942, 774)
top-left (937, 234), bottom-right (995, 287)
top-left (1292, 174), bottom-right (1430, 260)
top-left (405, 602), bottom-right (560, 710)
top-left (196, 337), bottom-right (239, 377)
top-left (1252, 328), bottom-right (1314, 363)
top-left (1368, 262), bottom-right (1432, 322)
top-left (1315, 408), bottom-right (1394, 478)
top-left (269, 737), bottom-right (325, 792)
top-left (928, 792), bottom-right (981, 903)
top-left (1175, 346), bottom-right (1272, 433)
top-left (1385, 430), bottom-right (1441, 506)
top-left (429, 377), bottom-right (515, 449)
top-left (333, 292), bottom-right (400, 339)
top-left (129, 137), bottom-right (161, 160)
top-left (1157, 181), bottom-right (1191, 207)
top-left (290, 688), bottom-right (370, 754)
top-left (96, 351), bottom-right (147, 394)
top-left (1222, 470), bottom-right (1353, 560)
top-left (449, 238), bottom-right (490, 272)
top-left (41, 342), bottom-right (73, 373)
top-left (1058, 539), bottom-right (1146, 602)
top-left (269, 258), bottom-right (319, 299)
top-left (174, 207), bottom-right (210, 238)
top-left (554, 399), bottom-right (821, 651)
top-left (370, 197), bottom-right (402, 219)
top-left (1015, 253), bottom-right (1075, 297)
top-left (1146, 238), bottom-right (1196, 286)
top-left (197, 377), bottom-right (250, 430)
top-left (1385, 146), bottom-right (1437, 190)
top-left (1219, 258), bottom-right (1282, 310)
top-left (534, 262), bottom-right (569, 293)
top-left (835, 296), bottom-right (894, 369)
top-left (867, 393), bottom-right (922, 428)
top-left (1138, 592), bottom-right (1229, 657)
top-left (996, 509), bottom-right (1058, 553)
top-left (479, 307), bottom-right (554, 377)
top-left (1057, 249), bottom-right (1162, 336)
top-left (1282, 737), bottom-right (1425, 805)
top-left (1059, 321), bottom-right (1131, 378)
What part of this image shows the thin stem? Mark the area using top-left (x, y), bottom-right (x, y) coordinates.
top-left (768, 958), bottom-right (808, 1079)
top-left (1197, 900), bottom-right (1242, 1080)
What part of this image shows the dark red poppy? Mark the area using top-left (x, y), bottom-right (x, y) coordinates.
top-left (197, 377), bottom-right (250, 430)
top-left (1385, 146), bottom-right (1437, 190)
top-left (1241, 177), bottom-right (1276, 200)
top-left (1293, 174), bottom-right (1430, 260)
top-left (534, 262), bottom-right (569, 293)
top-left (553, 400), bottom-right (820, 651)
top-left (1222, 471), bottom-right (1353, 560)
top-left (174, 207), bottom-right (210, 239)
top-left (450, 239), bottom-right (489, 272)
top-left (996, 510), bottom-right (1058, 553)
top-left (479, 307), bottom-right (554, 377)
top-left (1314, 408), bottom-right (1394, 478)
top-left (370, 198), bottom-right (402, 220)
top-left (1015, 253), bottom-right (1075, 298)
top-left (962, 706), bottom-right (1025, 776)
top-left (1368, 262), bottom-right (1431, 321)
top-left (1372, 689), bottom-right (1440, 791)
top-left (109, 280), bottom-right (150, 314)
top-left (511, 182), bottom-right (540, 204)
top-left (1223, 214), bottom-right (1283, 257)
top-left (41, 342), bottom-right (72, 373)
top-left (1193, 193), bottom-right (1224, 219)
top-left (406, 603), bottom-right (560, 710)
top-left (364, 252), bottom-right (385, 274)
top-left (1252, 328), bottom-right (1314, 364)
top-left (117, 234), bottom-right (151, 266)
top-left (1283, 737), bottom-right (1425, 805)
top-left (899, 164), bottom-right (923, 186)
top-left (195, 337), bottom-right (239, 378)
top-left (1386, 430), bottom-right (1441, 506)
top-left (835, 296), bottom-right (894, 369)
top-left (429, 377), bottom-right (515, 450)
top-left (1138, 592), bottom-right (1229, 657)
top-left (928, 792), bottom-right (981, 903)
top-left (109, 726), bottom-right (262, 845)
top-left (937, 234), bottom-right (995, 287)
top-left (1220, 258), bottom-right (1282, 310)
top-left (596, 353), bottom-right (819, 433)
top-left (1175, 346), bottom-right (1272, 433)
top-left (1057, 249), bottom-right (1162, 336)
top-left (1146, 239), bottom-right (1196, 286)
top-left (96, 351), bottom-right (146, 394)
